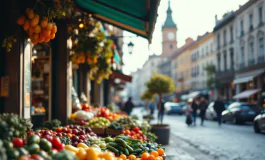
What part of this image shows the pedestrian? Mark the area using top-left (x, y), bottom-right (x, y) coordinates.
top-left (213, 96), bottom-right (226, 126)
top-left (124, 97), bottom-right (134, 115)
top-left (185, 98), bottom-right (193, 126)
top-left (191, 98), bottom-right (198, 126)
top-left (149, 100), bottom-right (156, 115)
top-left (157, 97), bottom-right (165, 124)
top-left (199, 96), bottom-right (208, 126)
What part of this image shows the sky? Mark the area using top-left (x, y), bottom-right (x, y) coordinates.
top-left (122, 0), bottom-right (249, 75)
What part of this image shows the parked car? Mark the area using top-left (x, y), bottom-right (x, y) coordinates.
top-left (222, 102), bottom-right (260, 124)
top-left (253, 110), bottom-right (265, 133)
top-left (206, 102), bottom-right (230, 120)
top-left (164, 102), bottom-right (183, 115)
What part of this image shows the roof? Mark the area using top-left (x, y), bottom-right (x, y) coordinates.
top-left (214, 11), bottom-right (235, 31)
top-left (162, 0), bottom-right (177, 29)
top-left (236, 0), bottom-right (258, 15)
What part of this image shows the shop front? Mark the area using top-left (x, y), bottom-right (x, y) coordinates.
top-left (233, 68), bottom-right (265, 103)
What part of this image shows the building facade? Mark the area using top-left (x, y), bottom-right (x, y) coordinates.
top-left (233, 0), bottom-right (265, 102)
top-left (214, 12), bottom-right (236, 101)
top-left (172, 38), bottom-right (194, 94)
top-left (190, 33), bottom-right (216, 92)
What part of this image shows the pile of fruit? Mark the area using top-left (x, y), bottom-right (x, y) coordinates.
top-left (110, 117), bottom-right (139, 130)
top-left (17, 8), bottom-right (57, 44)
top-left (96, 107), bottom-right (121, 121)
top-left (121, 127), bottom-right (149, 142)
top-left (87, 117), bottom-right (110, 128)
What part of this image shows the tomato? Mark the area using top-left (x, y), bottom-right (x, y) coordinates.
top-left (133, 127), bottom-right (140, 132)
top-left (56, 143), bottom-right (65, 151)
top-left (130, 131), bottom-right (136, 136)
top-left (51, 137), bottom-right (62, 148)
top-left (27, 131), bottom-right (34, 137)
top-left (56, 133), bottom-right (62, 137)
top-left (138, 131), bottom-right (143, 135)
top-left (62, 128), bottom-right (67, 133)
top-left (56, 128), bottom-right (62, 132)
top-left (125, 130), bottom-right (130, 135)
top-left (43, 135), bottom-right (53, 142)
top-left (157, 148), bottom-right (164, 156)
top-left (31, 154), bottom-right (44, 160)
top-left (79, 135), bottom-right (86, 140)
top-left (12, 138), bottom-right (24, 148)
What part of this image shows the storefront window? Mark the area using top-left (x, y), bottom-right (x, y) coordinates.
top-left (31, 44), bottom-right (51, 127)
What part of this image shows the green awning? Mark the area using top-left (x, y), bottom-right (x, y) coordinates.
top-left (76, 0), bottom-right (160, 43)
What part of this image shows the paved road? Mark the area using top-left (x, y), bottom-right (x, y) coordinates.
top-left (132, 108), bottom-right (265, 160)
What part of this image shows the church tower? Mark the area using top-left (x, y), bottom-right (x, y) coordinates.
top-left (162, 0), bottom-right (177, 57)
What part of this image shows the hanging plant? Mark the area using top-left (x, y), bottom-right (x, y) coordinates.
top-left (68, 13), bottom-right (114, 83)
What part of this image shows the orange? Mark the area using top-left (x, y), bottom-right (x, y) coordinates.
top-left (17, 16), bottom-right (26, 25)
top-left (150, 151), bottom-right (159, 157)
top-left (27, 9), bottom-right (35, 19)
top-left (141, 152), bottom-right (149, 160)
top-left (50, 34), bottom-right (55, 40)
top-left (51, 25), bottom-right (57, 34)
top-left (157, 148), bottom-right (164, 156)
top-left (23, 20), bottom-right (30, 31)
top-left (25, 8), bottom-right (30, 15)
top-left (38, 34), bottom-right (45, 43)
top-left (32, 33), bottom-right (39, 41)
top-left (34, 25), bottom-right (41, 33)
top-left (147, 155), bottom-right (156, 160)
top-left (128, 155), bottom-right (136, 160)
top-left (44, 37), bottom-right (50, 43)
top-left (76, 148), bottom-right (86, 160)
top-left (156, 156), bottom-right (163, 160)
top-left (46, 23), bottom-right (53, 30)
top-left (119, 154), bottom-right (127, 160)
top-left (86, 147), bottom-right (99, 160)
top-left (31, 39), bottom-right (38, 45)
top-left (43, 29), bottom-right (51, 38)
top-left (29, 27), bottom-right (35, 34)
top-left (30, 15), bottom-right (39, 27)
top-left (40, 20), bottom-right (48, 28)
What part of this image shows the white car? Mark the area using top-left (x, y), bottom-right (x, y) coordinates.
top-left (164, 102), bottom-right (184, 115)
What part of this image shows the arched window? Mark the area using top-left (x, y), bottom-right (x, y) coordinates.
top-left (257, 31), bottom-right (264, 62)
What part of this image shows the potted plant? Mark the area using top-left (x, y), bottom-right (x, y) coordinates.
top-left (144, 73), bottom-right (175, 145)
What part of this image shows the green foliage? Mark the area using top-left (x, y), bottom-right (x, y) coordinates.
top-left (43, 119), bottom-right (61, 130)
top-left (145, 73), bottom-right (175, 96)
top-left (204, 64), bottom-right (216, 89)
top-left (140, 90), bottom-right (154, 101)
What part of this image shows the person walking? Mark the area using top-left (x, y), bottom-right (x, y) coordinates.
top-left (191, 98), bottom-right (198, 126)
top-left (149, 100), bottom-right (156, 115)
top-left (124, 97), bottom-right (134, 115)
top-left (199, 96), bottom-right (208, 126)
top-left (213, 96), bottom-right (226, 126)
top-left (157, 98), bottom-right (165, 124)
top-left (185, 98), bottom-right (193, 126)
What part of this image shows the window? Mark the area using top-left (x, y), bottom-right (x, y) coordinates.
top-left (202, 48), bottom-right (204, 57)
top-left (230, 26), bottom-right (233, 43)
top-left (240, 46), bottom-right (245, 66)
top-left (217, 53), bottom-right (221, 71)
top-left (223, 29), bottom-right (227, 46)
top-left (258, 37), bottom-right (264, 58)
top-left (206, 46), bottom-right (209, 55)
top-left (196, 51), bottom-right (199, 60)
top-left (230, 48), bottom-right (234, 70)
top-left (211, 43), bottom-right (213, 52)
top-left (170, 44), bottom-right (173, 49)
top-left (224, 51), bottom-right (227, 71)
top-left (240, 20), bottom-right (244, 36)
top-left (259, 7), bottom-right (263, 25)
top-left (217, 33), bottom-right (220, 48)
top-left (249, 14), bottom-right (253, 31)
top-left (249, 41), bottom-right (254, 64)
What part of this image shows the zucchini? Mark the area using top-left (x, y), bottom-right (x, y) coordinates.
top-left (107, 146), bottom-right (119, 155)
top-left (115, 138), bottom-right (127, 147)
top-left (126, 145), bottom-right (134, 152)
top-left (108, 142), bottom-right (119, 147)
top-left (124, 148), bottom-right (129, 156)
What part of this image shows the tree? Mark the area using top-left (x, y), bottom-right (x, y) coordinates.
top-left (145, 73), bottom-right (175, 124)
top-left (140, 90), bottom-right (154, 101)
top-left (204, 64), bottom-right (216, 89)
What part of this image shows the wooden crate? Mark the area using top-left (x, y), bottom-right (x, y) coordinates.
top-left (91, 127), bottom-right (105, 135)
top-left (106, 128), bottom-right (123, 135)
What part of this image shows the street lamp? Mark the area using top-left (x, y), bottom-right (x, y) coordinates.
top-left (127, 41), bottom-right (134, 54)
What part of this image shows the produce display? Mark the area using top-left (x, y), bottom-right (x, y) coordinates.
top-left (96, 107), bottom-right (121, 121)
top-left (87, 117), bottom-right (110, 128)
top-left (0, 107), bottom-right (166, 160)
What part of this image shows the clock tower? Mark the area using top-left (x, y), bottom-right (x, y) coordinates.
top-left (162, 0), bottom-right (177, 57)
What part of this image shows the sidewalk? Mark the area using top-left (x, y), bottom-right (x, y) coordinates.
top-left (131, 107), bottom-right (214, 160)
